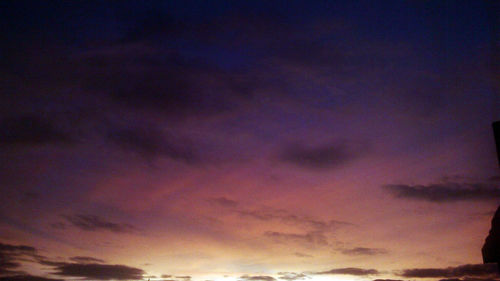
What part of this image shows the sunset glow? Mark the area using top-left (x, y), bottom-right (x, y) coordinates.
top-left (0, 1), bottom-right (499, 281)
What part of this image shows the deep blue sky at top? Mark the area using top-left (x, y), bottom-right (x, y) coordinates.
top-left (1, 0), bottom-right (494, 71)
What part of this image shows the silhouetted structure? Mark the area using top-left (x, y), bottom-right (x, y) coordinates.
top-left (494, 121), bottom-right (500, 166)
top-left (482, 205), bottom-right (500, 272)
top-left (483, 122), bottom-right (500, 272)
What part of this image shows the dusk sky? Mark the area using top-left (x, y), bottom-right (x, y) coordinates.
top-left (1, 1), bottom-right (499, 281)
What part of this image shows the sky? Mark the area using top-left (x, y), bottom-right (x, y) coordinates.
top-left (0, 1), bottom-right (499, 281)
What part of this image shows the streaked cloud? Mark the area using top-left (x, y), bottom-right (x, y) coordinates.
top-left (64, 214), bottom-right (137, 233)
top-left (50, 262), bottom-right (145, 280)
top-left (439, 278), bottom-right (500, 281)
top-left (207, 197), bottom-right (239, 208)
top-left (0, 242), bottom-right (37, 275)
top-left (0, 242), bottom-right (140, 281)
top-left (278, 272), bottom-right (309, 280)
top-left (237, 208), bottom-right (350, 232)
top-left (384, 182), bottom-right (500, 202)
top-left (0, 275), bottom-right (64, 281)
top-left (340, 247), bottom-right (388, 256)
top-left (315, 268), bottom-right (379, 276)
top-left (69, 256), bottom-right (105, 263)
top-left (398, 264), bottom-right (499, 278)
top-left (278, 141), bottom-right (368, 170)
top-left (107, 126), bottom-right (199, 163)
top-left (264, 231), bottom-right (328, 246)
top-left (239, 275), bottom-right (276, 281)
top-left (293, 252), bottom-right (312, 258)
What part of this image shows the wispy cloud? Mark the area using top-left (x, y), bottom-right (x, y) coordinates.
top-left (69, 256), bottom-right (105, 263)
top-left (0, 242), bottom-right (37, 275)
top-left (278, 141), bottom-right (368, 170)
top-left (439, 278), bottom-right (500, 281)
top-left (207, 197), bottom-right (239, 208)
top-left (264, 231), bottom-right (328, 246)
top-left (383, 182), bottom-right (500, 202)
top-left (0, 274), bottom-right (64, 281)
top-left (315, 268), bottom-right (379, 276)
top-left (107, 126), bottom-right (199, 163)
top-left (294, 252), bottom-right (312, 258)
top-left (340, 247), bottom-right (388, 256)
top-left (239, 275), bottom-right (276, 281)
top-left (237, 208), bottom-right (350, 232)
top-left (48, 262), bottom-right (145, 280)
top-left (64, 214), bottom-right (137, 233)
top-left (278, 272), bottom-right (309, 280)
top-left (0, 242), bottom-right (138, 281)
top-left (398, 264), bottom-right (499, 278)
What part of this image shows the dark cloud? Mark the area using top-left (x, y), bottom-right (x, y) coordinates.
top-left (107, 127), bottom-right (199, 163)
top-left (64, 214), bottom-right (137, 233)
top-left (239, 275), bottom-right (276, 281)
top-left (383, 182), bottom-right (500, 202)
top-left (0, 243), bottom-right (36, 253)
top-left (0, 275), bottom-right (64, 281)
top-left (264, 231), bottom-right (328, 246)
top-left (340, 247), bottom-right (388, 256)
top-left (373, 279), bottom-right (404, 281)
top-left (162, 275), bottom-right (173, 278)
top-left (50, 262), bottom-right (144, 280)
top-left (489, 176), bottom-right (500, 182)
top-left (175, 276), bottom-right (192, 280)
top-left (207, 197), bottom-right (239, 208)
top-left (482, 205), bottom-right (500, 266)
top-left (78, 46), bottom-right (251, 118)
top-left (399, 264), bottom-right (499, 278)
top-left (0, 114), bottom-right (73, 146)
top-left (278, 272), bottom-right (309, 280)
top-left (278, 141), bottom-right (367, 170)
top-left (0, 242), bottom-right (145, 281)
top-left (81, 51), bottom-right (195, 113)
top-left (315, 268), bottom-right (379, 276)
top-left (0, 242), bottom-right (37, 275)
top-left (69, 256), bottom-right (105, 264)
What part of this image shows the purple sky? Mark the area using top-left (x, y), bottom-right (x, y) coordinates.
top-left (0, 1), bottom-right (499, 281)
